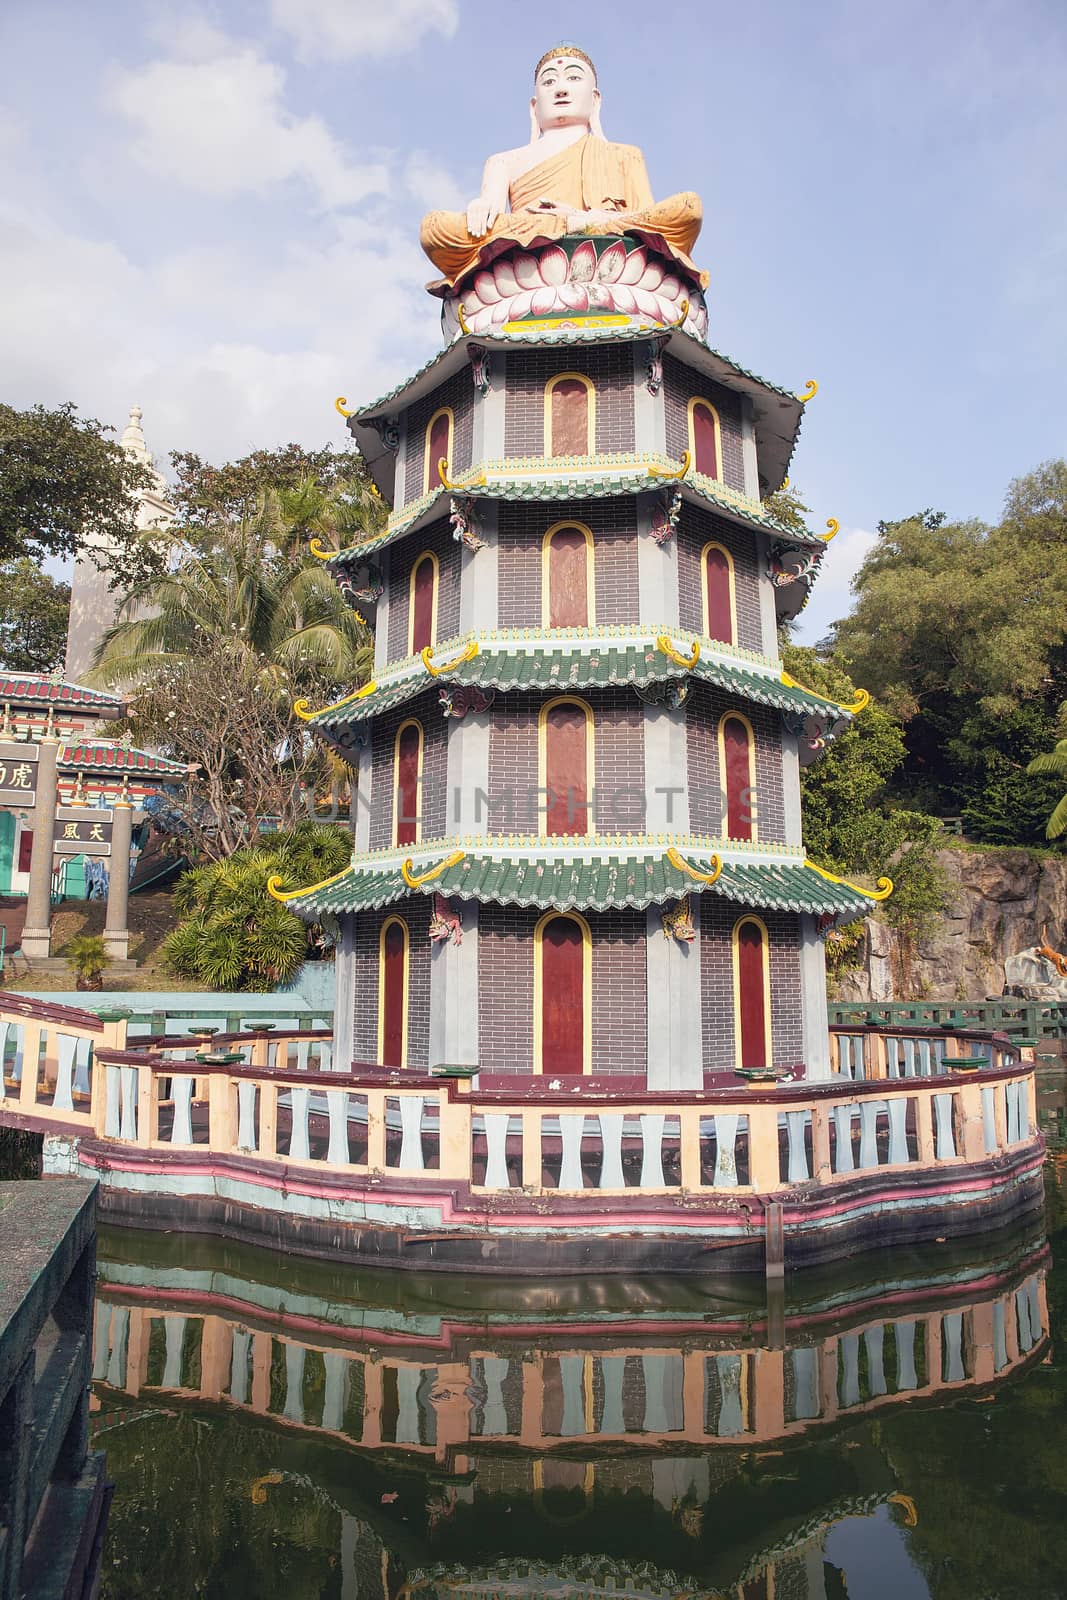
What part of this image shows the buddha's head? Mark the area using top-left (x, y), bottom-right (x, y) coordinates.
top-left (531, 45), bottom-right (602, 137)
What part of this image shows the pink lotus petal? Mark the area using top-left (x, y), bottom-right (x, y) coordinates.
top-left (513, 253), bottom-right (542, 289)
top-left (596, 241), bottom-right (626, 283)
top-left (569, 239), bottom-right (597, 283)
top-left (638, 258), bottom-right (665, 292)
top-left (619, 246), bottom-right (647, 285)
top-left (657, 276), bottom-right (682, 302)
top-left (633, 287), bottom-right (662, 318)
top-left (655, 295), bottom-right (684, 324)
top-left (530, 285), bottom-right (557, 316)
top-left (540, 246), bottom-right (569, 286)
top-left (558, 282), bottom-right (590, 312)
top-left (587, 284), bottom-right (612, 311)
top-left (610, 284), bottom-right (637, 314)
top-left (470, 306), bottom-right (495, 334)
top-left (693, 306), bottom-right (709, 338)
top-left (493, 258), bottom-right (520, 297)
top-left (473, 270), bottom-right (501, 306)
top-left (490, 299), bottom-right (510, 325)
top-left (506, 288), bottom-right (534, 320)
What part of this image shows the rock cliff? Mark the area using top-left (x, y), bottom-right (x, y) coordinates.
top-left (833, 847), bottom-right (1067, 1002)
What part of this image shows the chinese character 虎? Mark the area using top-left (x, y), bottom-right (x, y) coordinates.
top-left (10, 764), bottom-right (32, 789)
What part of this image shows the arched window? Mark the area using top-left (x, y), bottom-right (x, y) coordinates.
top-left (687, 397), bottom-right (722, 481)
top-left (733, 915), bottom-right (771, 1070)
top-left (378, 915), bottom-right (409, 1068)
top-left (534, 911), bottom-right (591, 1076)
top-left (423, 407), bottom-right (453, 494)
top-left (542, 521), bottom-right (595, 629)
top-left (702, 542), bottom-right (736, 646)
top-left (539, 697), bottom-right (593, 838)
top-left (393, 719), bottom-right (423, 847)
top-left (408, 550), bottom-right (438, 654)
top-left (718, 712), bottom-right (756, 841)
top-left (545, 373), bottom-right (595, 457)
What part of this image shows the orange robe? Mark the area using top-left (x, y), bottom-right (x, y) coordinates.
top-left (420, 135), bottom-right (706, 289)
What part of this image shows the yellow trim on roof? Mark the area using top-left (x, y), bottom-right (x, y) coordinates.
top-left (666, 847), bottom-right (722, 885)
top-left (805, 860), bottom-right (893, 901)
top-left (401, 850), bottom-right (466, 888)
top-left (780, 669), bottom-right (869, 715)
top-left (266, 863), bottom-right (355, 904)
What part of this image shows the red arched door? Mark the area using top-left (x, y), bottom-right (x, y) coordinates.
top-left (549, 378), bottom-right (591, 456)
top-left (721, 715), bottom-right (753, 841)
top-left (410, 554), bottom-right (435, 653)
top-left (426, 411), bottom-right (451, 488)
top-left (395, 722), bottom-right (422, 846)
top-left (736, 918), bottom-right (768, 1069)
top-left (544, 700), bottom-right (590, 836)
top-left (546, 526), bottom-right (590, 628)
top-left (691, 401), bottom-right (719, 479)
top-left (540, 915), bottom-right (585, 1075)
top-left (705, 546), bottom-right (734, 645)
top-left (381, 918), bottom-right (407, 1067)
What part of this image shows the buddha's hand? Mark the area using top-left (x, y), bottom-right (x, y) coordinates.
top-left (466, 196), bottom-right (501, 237)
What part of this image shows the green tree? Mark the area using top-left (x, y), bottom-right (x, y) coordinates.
top-left (169, 442), bottom-right (380, 530)
top-left (0, 401), bottom-right (153, 562)
top-left (832, 463), bottom-right (1067, 840)
top-left (0, 558), bottom-right (70, 673)
top-left (162, 822), bottom-right (351, 990)
top-left (1026, 738), bottom-right (1067, 838)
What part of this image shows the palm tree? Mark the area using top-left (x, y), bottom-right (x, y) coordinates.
top-left (89, 499), bottom-right (372, 695)
top-left (1027, 741), bottom-right (1067, 838)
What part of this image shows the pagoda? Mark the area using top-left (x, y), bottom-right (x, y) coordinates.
top-left (281, 45), bottom-right (885, 1091)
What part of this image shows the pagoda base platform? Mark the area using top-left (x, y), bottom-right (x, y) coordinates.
top-left (54, 1133), bottom-right (1046, 1278)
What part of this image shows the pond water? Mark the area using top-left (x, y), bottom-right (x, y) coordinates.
top-left (89, 1072), bottom-right (1067, 1600)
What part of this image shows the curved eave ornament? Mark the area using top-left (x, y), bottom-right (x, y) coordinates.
top-left (266, 864), bottom-right (354, 908)
top-left (805, 860), bottom-right (894, 903)
top-left (665, 847), bottom-right (722, 885)
top-left (293, 678), bottom-right (378, 724)
top-left (401, 850), bottom-right (466, 888)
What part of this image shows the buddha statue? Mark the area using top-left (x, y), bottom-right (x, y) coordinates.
top-left (420, 45), bottom-right (705, 295)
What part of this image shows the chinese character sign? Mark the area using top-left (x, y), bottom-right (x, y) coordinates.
top-left (0, 740), bottom-right (39, 806)
top-left (53, 808), bottom-right (114, 856)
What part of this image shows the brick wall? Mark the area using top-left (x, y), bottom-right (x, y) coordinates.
top-left (662, 354), bottom-right (745, 494)
top-left (402, 367), bottom-right (475, 506)
top-left (485, 689), bottom-right (646, 834)
top-left (368, 690), bottom-right (447, 849)
top-left (699, 901), bottom-right (804, 1074)
top-left (502, 346), bottom-right (636, 457)
top-left (386, 516), bottom-right (461, 663)
top-left (676, 503), bottom-right (762, 653)
top-left (477, 904), bottom-right (647, 1074)
top-left (351, 898), bottom-right (432, 1068)
top-left (497, 499), bottom-right (639, 629)
top-left (685, 682), bottom-right (786, 842)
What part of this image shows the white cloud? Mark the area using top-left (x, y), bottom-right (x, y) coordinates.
top-left (0, 201), bottom-right (439, 468)
top-left (402, 151), bottom-right (467, 212)
top-left (269, 0), bottom-right (459, 63)
top-left (111, 44), bottom-right (388, 208)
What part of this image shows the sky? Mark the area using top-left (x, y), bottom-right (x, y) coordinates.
top-left (2, 0), bottom-right (1065, 640)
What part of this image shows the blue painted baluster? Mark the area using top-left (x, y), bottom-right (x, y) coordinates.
top-left (858, 1101), bottom-right (880, 1168)
top-left (895, 1320), bottom-right (918, 1391)
top-left (833, 1105), bottom-right (855, 1173)
top-left (482, 1113), bottom-right (511, 1188)
top-left (558, 1115), bottom-right (586, 1190)
top-left (713, 1112), bottom-right (739, 1186)
top-left (933, 1093), bottom-right (956, 1158)
top-left (887, 1096), bottom-right (909, 1164)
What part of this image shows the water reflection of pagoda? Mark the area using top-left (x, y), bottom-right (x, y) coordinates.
top-left (91, 1224), bottom-right (1049, 1598)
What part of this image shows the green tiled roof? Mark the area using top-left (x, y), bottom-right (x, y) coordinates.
top-left (353, 328), bottom-right (797, 421)
top-left (329, 454), bottom-right (821, 568)
top-left (307, 638), bottom-right (849, 729)
top-left (284, 849), bottom-right (877, 919)
top-left (0, 674), bottom-right (123, 710)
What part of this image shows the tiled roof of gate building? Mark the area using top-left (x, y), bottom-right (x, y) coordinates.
top-left (304, 633), bottom-right (852, 731)
top-left (278, 840), bottom-right (882, 920)
top-left (0, 674), bottom-right (124, 711)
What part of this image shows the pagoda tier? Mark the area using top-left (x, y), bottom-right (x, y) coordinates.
top-left (287, 237), bottom-right (881, 1088)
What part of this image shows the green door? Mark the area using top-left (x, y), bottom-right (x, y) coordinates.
top-left (0, 812), bottom-right (14, 894)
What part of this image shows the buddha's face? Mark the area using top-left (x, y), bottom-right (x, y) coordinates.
top-left (531, 55), bottom-right (599, 132)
